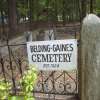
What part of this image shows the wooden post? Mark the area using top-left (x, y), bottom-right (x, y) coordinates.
top-left (8, 0), bottom-right (17, 34)
top-left (80, 14), bottom-right (100, 100)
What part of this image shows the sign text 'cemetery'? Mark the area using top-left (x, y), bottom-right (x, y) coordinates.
top-left (27, 39), bottom-right (77, 70)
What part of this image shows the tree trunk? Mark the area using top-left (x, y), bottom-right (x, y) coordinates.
top-left (62, 0), bottom-right (66, 25)
top-left (90, 0), bottom-right (93, 13)
top-left (29, 0), bottom-right (34, 31)
top-left (8, 0), bottom-right (17, 35)
top-left (81, 0), bottom-right (87, 20)
top-left (1, 10), bottom-right (6, 40)
top-left (54, 0), bottom-right (58, 23)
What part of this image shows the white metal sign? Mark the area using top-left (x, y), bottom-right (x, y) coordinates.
top-left (27, 39), bottom-right (77, 71)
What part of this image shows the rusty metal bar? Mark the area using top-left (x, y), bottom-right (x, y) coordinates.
top-left (7, 40), bottom-right (16, 94)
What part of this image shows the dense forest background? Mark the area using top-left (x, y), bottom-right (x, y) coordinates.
top-left (0, 0), bottom-right (99, 35)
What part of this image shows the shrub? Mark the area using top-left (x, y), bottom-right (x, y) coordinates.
top-left (0, 65), bottom-right (38, 100)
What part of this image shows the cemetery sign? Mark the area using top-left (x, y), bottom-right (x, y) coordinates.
top-left (27, 39), bottom-right (77, 71)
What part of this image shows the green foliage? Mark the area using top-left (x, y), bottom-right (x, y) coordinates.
top-left (0, 65), bottom-right (38, 100)
top-left (17, 0), bottom-right (29, 17)
top-left (0, 0), bottom-right (81, 22)
top-left (0, 79), bottom-right (11, 99)
top-left (8, 96), bottom-right (23, 100)
top-left (96, 0), bottom-right (100, 14)
top-left (17, 4), bottom-right (29, 17)
top-left (20, 65), bottom-right (38, 99)
top-left (0, 0), bottom-right (7, 10)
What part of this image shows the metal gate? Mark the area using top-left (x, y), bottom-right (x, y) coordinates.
top-left (0, 24), bottom-right (80, 100)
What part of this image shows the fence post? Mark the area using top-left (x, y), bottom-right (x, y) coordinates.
top-left (80, 14), bottom-right (100, 100)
